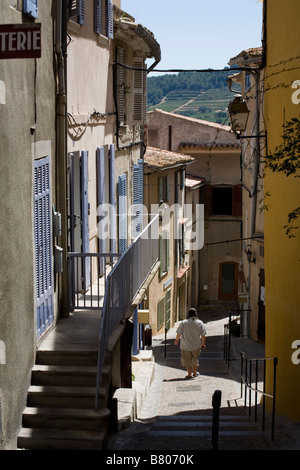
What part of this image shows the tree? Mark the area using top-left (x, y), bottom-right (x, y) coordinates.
top-left (265, 117), bottom-right (300, 237)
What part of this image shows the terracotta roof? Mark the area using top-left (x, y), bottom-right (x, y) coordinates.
top-left (148, 108), bottom-right (232, 131)
top-left (144, 147), bottom-right (195, 173)
top-left (185, 176), bottom-right (206, 189)
top-left (229, 47), bottom-right (263, 66)
top-left (178, 142), bottom-right (240, 150)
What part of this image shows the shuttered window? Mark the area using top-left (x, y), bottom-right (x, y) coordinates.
top-left (159, 230), bottom-right (169, 277)
top-left (117, 47), bottom-right (126, 125)
top-left (206, 185), bottom-right (242, 217)
top-left (81, 150), bottom-right (90, 289)
top-left (157, 297), bottom-right (164, 331)
top-left (96, 146), bottom-right (106, 275)
top-left (133, 59), bottom-right (147, 124)
top-left (109, 144), bottom-right (117, 254)
top-left (23, 0), bottom-right (38, 19)
top-left (118, 173), bottom-right (127, 254)
top-left (94, 0), bottom-right (114, 38)
top-left (69, 0), bottom-right (85, 25)
top-left (132, 159), bottom-right (143, 239)
top-left (34, 157), bottom-right (53, 338)
top-left (158, 175), bottom-right (170, 203)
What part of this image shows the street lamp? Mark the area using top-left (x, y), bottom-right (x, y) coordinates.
top-left (245, 247), bottom-right (256, 264)
top-left (228, 95), bottom-right (250, 134)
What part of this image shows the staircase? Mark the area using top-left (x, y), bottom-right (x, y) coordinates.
top-left (143, 410), bottom-right (270, 450)
top-left (17, 349), bottom-right (112, 450)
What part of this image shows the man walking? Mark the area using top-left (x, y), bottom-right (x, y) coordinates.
top-left (174, 308), bottom-right (206, 379)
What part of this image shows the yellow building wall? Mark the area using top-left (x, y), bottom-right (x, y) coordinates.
top-left (264, 0), bottom-right (300, 420)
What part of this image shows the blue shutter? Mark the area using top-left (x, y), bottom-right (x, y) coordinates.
top-left (132, 159), bottom-right (143, 238)
top-left (23, 0), bottom-right (38, 19)
top-left (94, 0), bottom-right (101, 35)
top-left (109, 144), bottom-right (117, 254)
top-left (81, 150), bottom-right (90, 289)
top-left (107, 0), bottom-right (114, 39)
top-left (118, 173), bottom-right (127, 254)
top-left (34, 157), bottom-right (53, 338)
top-left (69, 0), bottom-right (85, 25)
top-left (96, 147), bottom-right (106, 275)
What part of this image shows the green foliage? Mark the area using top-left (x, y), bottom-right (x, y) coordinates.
top-left (147, 72), bottom-right (235, 124)
top-left (265, 117), bottom-right (300, 177)
top-left (265, 117), bottom-right (300, 238)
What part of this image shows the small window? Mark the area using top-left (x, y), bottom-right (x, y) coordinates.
top-left (159, 230), bottom-right (169, 277)
top-left (23, 0), bottom-right (38, 19)
top-left (245, 71), bottom-right (251, 90)
top-left (158, 175), bottom-right (169, 203)
top-left (212, 187), bottom-right (232, 215)
top-left (94, 0), bottom-right (113, 38)
top-left (68, 0), bottom-right (85, 26)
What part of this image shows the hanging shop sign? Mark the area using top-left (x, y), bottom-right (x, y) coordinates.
top-left (0, 23), bottom-right (41, 59)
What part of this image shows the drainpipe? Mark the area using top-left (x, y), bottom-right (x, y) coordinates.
top-left (56, 0), bottom-right (69, 316)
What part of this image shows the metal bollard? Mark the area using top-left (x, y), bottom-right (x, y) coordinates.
top-left (212, 390), bottom-right (222, 450)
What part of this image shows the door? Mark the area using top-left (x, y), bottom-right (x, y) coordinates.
top-left (257, 268), bottom-right (265, 342)
top-left (34, 157), bottom-right (54, 339)
top-left (69, 151), bottom-right (90, 295)
top-left (219, 262), bottom-right (238, 299)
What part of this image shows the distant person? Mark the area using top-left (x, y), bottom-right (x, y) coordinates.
top-left (174, 308), bottom-right (206, 379)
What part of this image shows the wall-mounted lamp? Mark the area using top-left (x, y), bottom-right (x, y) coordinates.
top-left (228, 95), bottom-right (266, 140)
top-left (228, 95), bottom-right (250, 134)
top-left (245, 247), bottom-right (256, 264)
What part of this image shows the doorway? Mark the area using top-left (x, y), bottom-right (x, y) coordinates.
top-left (219, 262), bottom-right (238, 300)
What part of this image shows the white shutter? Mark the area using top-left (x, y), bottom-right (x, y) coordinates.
top-left (117, 47), bottom-right (125, 125)
top-left (133, 59), bottom-right (145, 124)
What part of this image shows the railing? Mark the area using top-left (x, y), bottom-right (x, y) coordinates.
top-left (241, 351), bottom-right (278, 441)
top-left (224, 309), bottom-right (251, 368)
top-left (95, 215), bottom-right (159, 408)
top-left (67, 252), bottom-right (121, 310)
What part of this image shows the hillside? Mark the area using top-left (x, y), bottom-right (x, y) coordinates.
top-left (147, 71), bottom-right (238, 124)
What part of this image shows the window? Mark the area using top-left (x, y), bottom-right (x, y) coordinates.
top-left (159, 230), bottom-right (169, 277)
top-left (245, 71), bottom-right (251, 90)
top-left (157, 297), bottom-right (164, 331)
top-left (94, 0), bottom-right (114, 38)
top-left (210, 185), bottom-right (242, 216)
top-left (212, 187), bottom-right (232, 215)
top-left (23, 0), bottom-right (38, 18)
top-left (133, 58), bottom-right (147, 124)
top-left (68, 0), bottom-right (85, 26)
top-left (132, 159), bottom-right (144, 239)
top-left (157, 289), bottom-right (171, 331)
top-left (118, 173), bottom-right (127, 254)
top-left (34, 157), bottom-right (54, 338)
top-left (116, 47), bottom-right (126, 125)
top-left (158, 175), bottom-right (170, 203)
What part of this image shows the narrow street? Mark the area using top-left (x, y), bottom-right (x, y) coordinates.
top-left (108, 311), bottom-right (281, 451)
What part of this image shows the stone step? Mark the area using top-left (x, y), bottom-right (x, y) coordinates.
top-left (26, 385), bottom-right (105, 409)
top-left (31, 364), bottom-right (98, 387)
top-left (36, 350), bottom-right (98, 366)
top-left (22, 406), bottom-right (110, 431)
top-left (17, 427), bottom-right (107, 451)
top-left (146, 414), bottom-right (265, 438)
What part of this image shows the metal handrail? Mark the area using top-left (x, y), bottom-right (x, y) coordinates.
top-left (240, 351), bottom-right (278, 440)
top-left (95, 215), bottom-right (159, 409)
top-left (67, 252), bottom-right (121, 310)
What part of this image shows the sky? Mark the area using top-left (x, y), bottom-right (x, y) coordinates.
top-left (121, 0), bottom-right (263, 74)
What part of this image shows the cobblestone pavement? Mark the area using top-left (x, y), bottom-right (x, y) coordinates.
top-left (108, 311), bottom-right (300, 452)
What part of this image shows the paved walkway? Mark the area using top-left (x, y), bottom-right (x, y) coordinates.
top-left (108, 310), bottom-right (300, 451)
